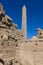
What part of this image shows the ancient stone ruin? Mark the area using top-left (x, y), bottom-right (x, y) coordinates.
top-left (0, 3), bottom-right (43, 65)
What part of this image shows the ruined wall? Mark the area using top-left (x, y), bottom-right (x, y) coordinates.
top-left (1, 3), bottom-right (43, 65)
top-left (16, 39), bottom-right (43, 65)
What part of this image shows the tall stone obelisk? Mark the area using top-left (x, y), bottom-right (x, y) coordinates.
top-left (22, 5), bottom-right (27, 39)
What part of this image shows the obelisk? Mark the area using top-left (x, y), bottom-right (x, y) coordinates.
top-left (22, 5), bottom-right (27, 39)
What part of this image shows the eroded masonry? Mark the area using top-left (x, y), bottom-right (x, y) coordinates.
top-left (0, 3), bottom-right (43, 65)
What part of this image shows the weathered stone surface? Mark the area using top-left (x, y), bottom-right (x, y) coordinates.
top-left (0, 3), bottom-right (43, 65)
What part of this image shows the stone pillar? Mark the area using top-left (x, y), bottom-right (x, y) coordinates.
top-left (22, 5), bottom-right (27, 40)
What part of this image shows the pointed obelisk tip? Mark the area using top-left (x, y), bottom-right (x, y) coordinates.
top-left (23, 5), bottom-right (26, 8)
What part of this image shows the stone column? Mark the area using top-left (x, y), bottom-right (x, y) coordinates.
top-left (22, 5), bottom-right (27, 40)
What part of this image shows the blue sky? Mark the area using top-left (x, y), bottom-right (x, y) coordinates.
top-left (0, 0), bottom-right (43, 39)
